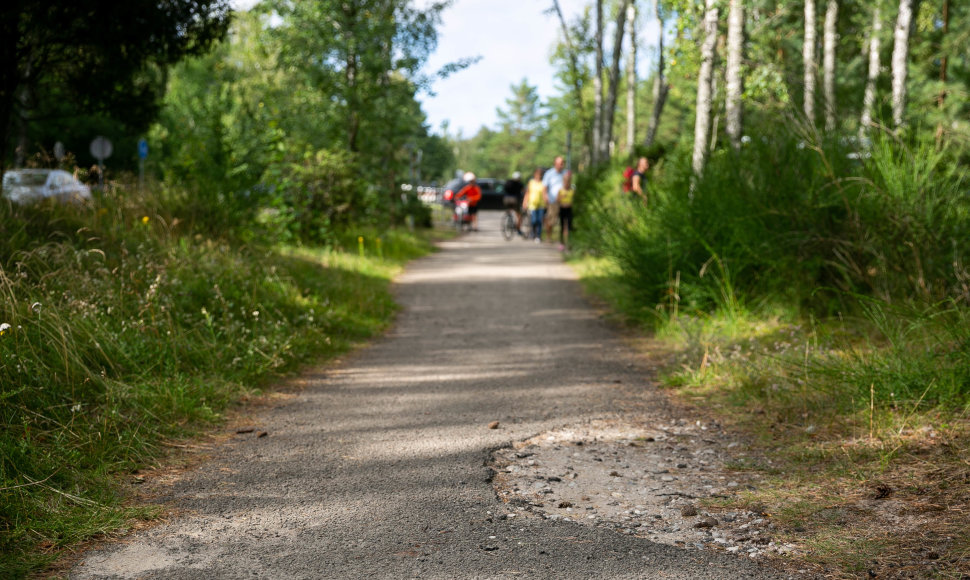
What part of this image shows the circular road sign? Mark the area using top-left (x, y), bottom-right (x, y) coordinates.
top-left (90, 136), bottom-right (113, 162)
top-left (137, 138), bottom-right (149, 159)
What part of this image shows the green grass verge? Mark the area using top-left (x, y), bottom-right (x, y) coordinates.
top-left (570, 253), bottom-right (970, 578)
top-left (0, 196), bottom-right (441, 578)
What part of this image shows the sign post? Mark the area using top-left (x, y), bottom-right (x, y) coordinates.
top-left (89, 136), bottom-right (113, 189)
top-left (137, 138), bottom-right (149, 191)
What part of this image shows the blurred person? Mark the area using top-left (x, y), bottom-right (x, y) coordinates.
top-left (455, 172), bottom-right (482, 231)
top-left (503, 170), bottom-right (525, 236)
top-left (631, 156), bottom-right (649, 204)
top-left (542, 156), bottom-right (566, 240)
top-left (557, 171), bottom-right (575, 251)
top-left (523, 167), bottom-right (548, 242)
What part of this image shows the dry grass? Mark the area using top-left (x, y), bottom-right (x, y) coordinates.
top-left (652, 329), bottom-right (970, 579)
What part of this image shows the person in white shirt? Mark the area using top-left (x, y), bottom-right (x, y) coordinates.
top-left (542, 156), bottom-right (566, 241)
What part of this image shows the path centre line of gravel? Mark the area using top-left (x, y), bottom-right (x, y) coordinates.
top-left (70, 211), bottom-right (787, 579)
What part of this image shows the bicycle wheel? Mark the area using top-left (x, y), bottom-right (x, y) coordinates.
top-left (454, 206), bottom-right (465, 231)
top-left (501, 211), bottom-right (515, 241)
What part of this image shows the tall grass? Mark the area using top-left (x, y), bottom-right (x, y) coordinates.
top-left (580, 126), bottom-right (970, 318)
top-left (574, 121), bottom-right (970, 415)
top-left (0, 184), bottom-right (434, 577)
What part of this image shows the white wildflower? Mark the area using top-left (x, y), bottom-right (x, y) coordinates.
top-left (0, 323), bottom-right (10, 336)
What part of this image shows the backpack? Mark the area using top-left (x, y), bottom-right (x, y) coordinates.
top-left (622, 166), bottom-right (634, 192)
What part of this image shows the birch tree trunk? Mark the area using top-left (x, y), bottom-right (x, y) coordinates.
top-left (803, 0), bottom-right (817, 124)
top-left (823, 0), bottom-right (838, 132)
top-left (593, 0), bottom-right (604, 164)
top-left (626, 2), bottom-right (637, 157)
top-left (692, 0), bottom-right (719, 177)
top-left (725, 0), bottom-right (744, 151)
top-left (645, 1), bottom-right (669, 148)
top-left (891, 0), bottom-right (914, 130)
top-left (859, 4), bottom-right (881, 138)
top-left (552, 0), bottom-right (590, 163)
top-left (602, 0), bottom-right (632, 162)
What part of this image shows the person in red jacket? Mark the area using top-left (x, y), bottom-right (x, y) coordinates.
top-left (455, 172), bottom-right (482, 231)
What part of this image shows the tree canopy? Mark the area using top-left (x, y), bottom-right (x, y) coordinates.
top-left (0, 1), bottom-right (232, 170)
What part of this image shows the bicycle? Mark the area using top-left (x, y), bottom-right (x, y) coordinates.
top-left (453, 200), bottom-right (471, 231)
top-left (501, 208), bottom-right (517, 240)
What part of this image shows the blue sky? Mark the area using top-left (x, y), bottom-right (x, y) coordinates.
top-left (421, 0), bottom-right (660, 137)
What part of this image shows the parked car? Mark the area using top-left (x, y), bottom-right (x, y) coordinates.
top-left (440, 176), bottom-right (506, 210)
top-left (2, 169), bottom-right (92, 205)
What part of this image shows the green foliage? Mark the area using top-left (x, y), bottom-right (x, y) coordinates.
top-left (0, 186), bottom-right (433, 576)
top-left (582, 121), bottom-right (970, 319)
top-left (147, 5), bottom-right (451, 240)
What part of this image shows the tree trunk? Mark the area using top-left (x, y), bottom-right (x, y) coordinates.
top-left (602, 0), bottom-right (632, 162)
top-left (625, 2), bottom-right (636, 157)
top-left (803, 0), bottom-right (817, 124)
top-left (823, 0), bottom-right (838, 132)
top-left (891, 0), bottom-right (914, 130)
top-left (935, 0), bottom-right (949, 146)
top-left (692, 0), bottom-right (719, 177)
top-left (645, 2), bottom-right (669, 148)
top-left (725, 0), bottom-right (744, 151)
top-left (593, 0), bottom-right (604, 164)
top-left (859, 3), bottom-right (881, 138)
top-left (551, 0), bottom-right (589, 163)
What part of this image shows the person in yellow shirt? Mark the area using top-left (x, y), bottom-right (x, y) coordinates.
top-left (557, 171), bottom-right (574, 251)
top-left (522, 167), bottom-right (548, 242)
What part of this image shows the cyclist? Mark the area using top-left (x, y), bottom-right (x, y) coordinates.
top-left (454, 172), bottom-right (482, 231)
top-left (503, 171), bottom-right (525, 236)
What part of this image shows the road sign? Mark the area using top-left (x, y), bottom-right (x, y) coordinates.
top-left (137, 138), bottom-right (149, 160)
top-left (90, 136), bottom-right (113, 162)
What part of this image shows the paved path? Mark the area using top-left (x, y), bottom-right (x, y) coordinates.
top-left (72, 212), bottom-right (784, 579)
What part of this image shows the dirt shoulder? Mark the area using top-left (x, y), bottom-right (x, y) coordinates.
top-left (489, 413), bottom-right (814, 574)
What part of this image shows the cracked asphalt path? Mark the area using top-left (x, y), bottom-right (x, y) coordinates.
top-left (71, 213), bottom-right (785, 579)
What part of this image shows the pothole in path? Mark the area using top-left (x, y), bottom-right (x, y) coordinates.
top-left (488, 418), bottom-right (807, 568)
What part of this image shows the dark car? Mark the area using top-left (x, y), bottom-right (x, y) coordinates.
top-left (440, 176), bottom-right (505, 210)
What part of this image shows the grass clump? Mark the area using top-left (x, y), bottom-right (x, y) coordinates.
top-left (0, 185), bottom-right (437, 578)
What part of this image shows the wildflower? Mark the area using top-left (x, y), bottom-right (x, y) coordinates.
top-left (71, 403), bottom-right (82, 413)
top-left (141, 216), bottom-right (150, 224)
top-left (30, 302), bottom-right (41, 314)
top-left (0, 323), bottom-right (10, 336)
top-left (252, 310), bottom-right (259, 319)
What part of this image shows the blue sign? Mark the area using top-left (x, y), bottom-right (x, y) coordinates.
top-left (137, 138), bottom-right (149, 160)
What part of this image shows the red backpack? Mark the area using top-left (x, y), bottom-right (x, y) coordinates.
top-left (622, 166), bottom-right (634, 193)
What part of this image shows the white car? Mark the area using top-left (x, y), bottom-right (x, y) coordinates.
top-left (2, 169), bottom-right (92, 205)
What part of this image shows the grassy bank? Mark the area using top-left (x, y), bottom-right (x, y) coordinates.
top-left (573, 254), bottom-right (970, 578)
top-left (0, 191), bottom-right (439, 578)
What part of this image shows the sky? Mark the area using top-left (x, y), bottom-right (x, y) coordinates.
top-left (421, 0), bottom-right (659, 137)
